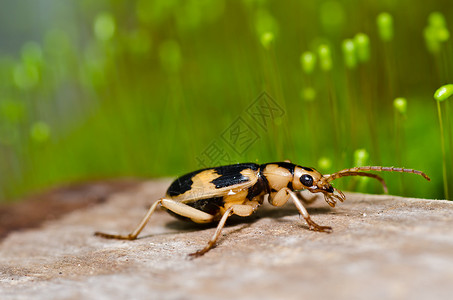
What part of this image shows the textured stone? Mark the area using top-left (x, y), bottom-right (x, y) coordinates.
top-left (1, 179), bottom-right (452, 300)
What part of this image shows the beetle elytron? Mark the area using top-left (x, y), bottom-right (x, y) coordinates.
top-left (95, 162), bottom-right (430, 257)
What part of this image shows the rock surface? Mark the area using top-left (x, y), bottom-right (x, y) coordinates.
top-left (1, 179), bottom-right (452, 300)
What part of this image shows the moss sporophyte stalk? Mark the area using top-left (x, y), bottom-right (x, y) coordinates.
top-left (434, 85), bottom-right (453, 199)
top-left (393, 97), bottom-right (407, 191)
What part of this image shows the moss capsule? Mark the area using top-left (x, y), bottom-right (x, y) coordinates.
top-left (377, 12), bottom-right (394, 42)
top-left (260, 32), bottom-right (275, 50)
top-left (342, 39), bottom-right (357, 69)
top-left (318, 44), bottom-right (332, 71)
top-left (354, 33), bottom-right (370, 62)
top-left (434, 84), bottom-right (453, 102)
top-left (94, 12), bottom-right (116, 41)
top-left (301, 51), bottom-right (316, 75)
top-left (393, 98), bottom-right (407, 114)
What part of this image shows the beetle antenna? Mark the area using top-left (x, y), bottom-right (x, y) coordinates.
top-left (324, 166), bottom-right (430, 192)
top-left (324, 171), bottom-right (388, 193)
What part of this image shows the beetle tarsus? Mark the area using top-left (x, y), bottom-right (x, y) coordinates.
top-left (188, 249), bottom-right (208, 258)
top-left (94, 231), bottom-right (137, 240)
top-left (188, 242), bottom-right (216, 258)
top-left (305, 218), bottom-right (332, 233)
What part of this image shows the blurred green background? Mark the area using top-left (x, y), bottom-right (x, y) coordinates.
top-left (0, 0), bottom-right (452, 202)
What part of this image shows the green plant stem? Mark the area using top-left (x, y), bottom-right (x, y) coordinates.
top-left (345, 69), bottom-right (357, 151)
top-left (394, 110), bottom-right (404, 194)
top-left (262, 44), bottom-right (293, 160)
top-left (437, 100), bottom-right (449, 199)
top-left (302, 75), bottom-right (317, 160)
top-left (445, 100), bottom-right (453, 192)
top-left (325, 72), bottom-right (341, 168)
top-left (383, 41), bottom-right (396, 106)
top-left (441, 47), bottom-right (453, 190)
top-left (359, 65), bottom-right (381, 164)
top-left (435, 48), bottom-right (453, 198)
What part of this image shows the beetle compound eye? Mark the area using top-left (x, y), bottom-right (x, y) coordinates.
top-left (300, 174), bottom-right (314, 187)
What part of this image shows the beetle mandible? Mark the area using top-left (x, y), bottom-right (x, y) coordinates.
top-left (95, 162), bottom-right (430, 257)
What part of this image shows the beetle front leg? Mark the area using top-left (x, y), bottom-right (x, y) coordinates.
top-left (269, 188), bottom-right (332, 233)
top-left (290, 190), bottom-right (332, 232)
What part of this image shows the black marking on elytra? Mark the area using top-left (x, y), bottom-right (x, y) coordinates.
top-left (270, 188), bottom-right (278, 193)
top-left (210, 163), bottom-right (259, 189)
top-left (187, 197), bottom-right (225, 216)
top-left (167, 167), bottom-right (211, 197)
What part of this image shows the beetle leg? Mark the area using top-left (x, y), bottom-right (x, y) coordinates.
top-left (189, 204), bottom-right (255, 258)
top-left (95, 198), bottom-right (215, 240)
top-left (268, 188), bottom-right (331, 232)
top-left (268, 188), bottom-right (292, 207)
top-left (160, 198), bottom-right (214, 223)
top-left (95, 199), bottom-right (163, 240)
top-left (288, 189), bottom-right (332, 233)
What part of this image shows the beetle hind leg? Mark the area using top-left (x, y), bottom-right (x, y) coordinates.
top-left (95, 199), bottom-right (163, 240)
top-left (95, 198), bottom-right (216, 240)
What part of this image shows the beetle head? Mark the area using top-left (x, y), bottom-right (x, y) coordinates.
top-left (306, 174), bottom-right (346, 207)
top-left (293, 166), bottom-right (344, 207)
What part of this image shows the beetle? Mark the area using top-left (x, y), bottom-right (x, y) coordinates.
top-left (95, 162), bottom-right (430, 257)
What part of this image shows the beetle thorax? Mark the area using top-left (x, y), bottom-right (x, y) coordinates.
top-left (261, 163), bottom-right (295, 192)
